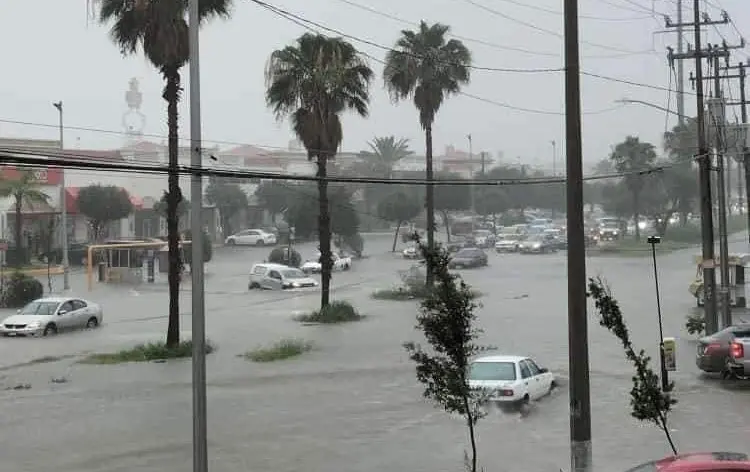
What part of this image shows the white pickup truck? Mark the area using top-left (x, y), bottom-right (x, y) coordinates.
top-left (726, 336), bottom-right (750, 379)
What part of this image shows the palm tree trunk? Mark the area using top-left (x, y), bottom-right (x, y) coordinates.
top-left (392, 221), bottom-right (401, 252)
top-left (14, 198), bottom-right (22, 268)
top-left (163, 68), bottom-right (183, 348)
top-left (425, 124), bottom-right (435, 286)
top-left (318, 156), bottom-right (332, 308)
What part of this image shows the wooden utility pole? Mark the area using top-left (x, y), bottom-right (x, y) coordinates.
top-left (563, 0), bottom-right (592, 470)
top-left (665, 7), bottom-right (736, 335)
top-left (722, 63), bottom-right (750, 248)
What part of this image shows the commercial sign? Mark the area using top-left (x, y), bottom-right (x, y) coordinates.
top-left (663, 337), bottom-right (676, 372)
top-left (0, 166), bottom-right (63, 185)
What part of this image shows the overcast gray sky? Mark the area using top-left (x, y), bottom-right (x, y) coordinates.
top-left (0, 0), bottom-right (748, 167)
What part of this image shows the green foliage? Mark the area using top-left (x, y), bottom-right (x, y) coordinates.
top-left (587, 277), bottom-right (678, 454)
top-left (0, 170), bottom-right (50, 267)
top-left (154, 193), bottom-right (190, 218)
top-left (77, 185), bottom-right (134, 240)
top-left (473, 186), bottom-right (509, 216)
top-left (255, 180), bottom-right (293, 218)
top-left (278, 183), bottom-right (361, 241)
top-left (403, 236), bottom-right (486, 472)
top-left (241, 339), bottom-right (313, 362)
top-left (330, 186), bottom-right (360, 237)
top-left (434, 172), bottom-right (471, 212)
top-left (0, 272), bottom-right (44, 308)
top-left (337, 233), bottom-right (364, 258)
top-left (378, 191), bottom-right (422, 225)
top-left (685, 312), bottom-right (706, 336)
top-left (268, 246), bottom-right (302, 267)
top-left (205, 179), bottom-right (248, 236)
top-left (294, 300), bottom-right (363, 323)
top-left (181, 230), bottom-right (213, 266)
top-left (80, 340), bottom-right (215, 364)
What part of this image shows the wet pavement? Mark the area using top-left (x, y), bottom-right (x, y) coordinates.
top-left (1, 233), bottom-right (750, 471)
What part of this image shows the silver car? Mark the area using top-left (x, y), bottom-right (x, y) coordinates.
top-left (248, 263), bottom-right (319, 290)
top-left (0, 297), bottom-right (104, 337)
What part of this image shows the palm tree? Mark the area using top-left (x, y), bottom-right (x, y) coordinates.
top-left (610, 136), bottom-right (658, 241)
top-left (100, 0), bottom-right (231, 348)
top-left (0, 171), bottom-right (50, 267)
top-left (384, 21), bottom-right (472, 283)
top-left (265, 33), bottom-right (373, 308)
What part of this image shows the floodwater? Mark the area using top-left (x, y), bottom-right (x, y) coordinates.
top-left (0, 233), bottom-right (749, 472)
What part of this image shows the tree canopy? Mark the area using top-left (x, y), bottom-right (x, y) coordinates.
top-left (76, 185), bottom-right (134, 241)
top-left (205, 179), bottom-right (248, 236)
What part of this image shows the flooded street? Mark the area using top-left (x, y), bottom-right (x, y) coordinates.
top-left (1, 234), bottom-right (749, 471)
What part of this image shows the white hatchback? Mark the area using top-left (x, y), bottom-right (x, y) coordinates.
top-left (468, 355), bottom-right (556, 406)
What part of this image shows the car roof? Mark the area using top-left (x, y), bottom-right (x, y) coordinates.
top-left (33, 297), bottom-right (71, 303)
top-left (252, 263), bottom-right (288, 269)
top-left (473, 355), bottom-right (528, 364)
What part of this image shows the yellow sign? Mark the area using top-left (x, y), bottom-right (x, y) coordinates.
top-left (663, 337), bottom-right (676, 372)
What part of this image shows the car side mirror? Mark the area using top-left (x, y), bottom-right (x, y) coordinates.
top-left (539, 367), bottom-right (548, 374)
top-left (58, 310), bottom-right (67, 316)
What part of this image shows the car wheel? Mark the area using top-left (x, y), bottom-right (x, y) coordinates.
top-left (86, 317), bottom-right (99, 329)
top-left (256, 240), bottom-right (264, 247)
top-left (43, 323), bottom-right (58, 336)
top-left (249, 282), bottom-right (260, 289)
top-left (227, 239), bottom-right (236, 246)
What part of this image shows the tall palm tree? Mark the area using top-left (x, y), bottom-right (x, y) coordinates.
top-left (384, 21), bottom-right (472, 282)
top-left (610, 136), bottom-right (657, 241)
top-left (0, 171), bottom-right (50, 267)
top-left (100, 0), bottom-right (231, 348)
top-left (265, 33), bottom-right (373, 308)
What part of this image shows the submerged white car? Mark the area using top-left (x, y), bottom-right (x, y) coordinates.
top-left (402, 245), bottom-right (420, 259)
top-left (468, 355), bottom-right (556, 406)
top-left (301, 252), bottom-right (352, 274)
top-left (248, 263), bottom-right (318, 290)
top-left (0, 297), bottom-right (103, 337)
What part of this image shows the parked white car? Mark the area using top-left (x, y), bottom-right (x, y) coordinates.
top-left (301, 252), bottom-right (353, 274)
top-left (495, 234), bottom-right (522, 253)
top-left (402, 245), bottom-right (420, 259)
top-left (468, 355), bottom-right (556, 407)
top-left (0, 297), bottom-right (103, 337)
top-left (225, 229), bottom-right (277, 246)
top-left (248, 263), bottom-right (318, 290)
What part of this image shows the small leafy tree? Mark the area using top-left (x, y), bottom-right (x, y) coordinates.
top-left (404, 235), bottom-right (487, 472)
top-left (330, 186), bottom-right (360, 238)
top-left (154, 193), bottom-right (189, 223)
top-left (434, 173), bottom-right (471, 241)
top-left (205, 178), bottom-right (248, 237)
top-left (77, 185), bottom-right (134, 241)
top-left (377, 191), bottom-right (422, 251)
top-left (588, 277), bottom-right (678, 454)
top-left (255, 180), bottom-right (293, 223)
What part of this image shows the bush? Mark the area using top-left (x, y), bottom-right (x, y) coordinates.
top-left (241, 338), bottom-right (314, 362)
top-left (686, 312), bottom-right (705, 336)
top-left (268, 246), bottom-right (302, 267)
top-left (79, 340), bottom-right (215, 364)
top-left (295, 300), bottom-right (363, 323)
top-left (0, 272), bottom-right (44, 308)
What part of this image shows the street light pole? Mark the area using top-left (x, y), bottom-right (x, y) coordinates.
top-left (188, 0), bottom-right (208, 471)
top-left (467, 134), bottom-right (475, 234)
top-left (551, 140), bottom-right (557, 176)
top-left (52, 101), bottom-right (70, 291)
top-left (648, 235), bottom-right (670, 392)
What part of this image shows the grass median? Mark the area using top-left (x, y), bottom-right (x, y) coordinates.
top-left (80, 340), bottom-right (215, 365)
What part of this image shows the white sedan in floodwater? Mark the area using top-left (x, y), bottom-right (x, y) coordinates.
top-left (468, 355), bottom-right (556, 407)
top-left (301, 251), bottom-right (352, 274)
top-left (0, 297), bottom-right (103, 337)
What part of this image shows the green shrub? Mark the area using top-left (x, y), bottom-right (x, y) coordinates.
top-left (1, 272), bottom-right (44, 308)
top-left (268, 246), bottom-right (302, 267)
top-left (79, 340), bottom-right (215, 364)
top-left (241, 338), bottom-right (313, 362)
top-left (295, 300), bottom-right (363, 323)
top-left (686, 312), bottom-right (705, 336)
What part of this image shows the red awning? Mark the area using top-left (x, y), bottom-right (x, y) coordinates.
top-left (66, 187), bottom-right (143, 213)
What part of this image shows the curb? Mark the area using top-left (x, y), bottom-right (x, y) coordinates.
top-left (5, 266), bottom-right (64, 276)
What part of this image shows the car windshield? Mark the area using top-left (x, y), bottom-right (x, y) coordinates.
top-left (282, 269), bottom-right (306, 279)
top-left (469, 361), bottom-right (517, 381)
top-left (456, 249), bottom-right (480, 257)
top-left (19, 301), bottom-right (59, 316)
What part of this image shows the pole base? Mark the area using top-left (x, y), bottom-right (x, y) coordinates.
top-left (571, 440), bottom-right (593, 472)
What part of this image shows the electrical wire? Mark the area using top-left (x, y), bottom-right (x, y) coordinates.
top-left (481, 0), bottom-right (654, 21)
top-left (0, 147), bottom-right (680, 186)
top-left (455, 0), bottom-right (654, 53)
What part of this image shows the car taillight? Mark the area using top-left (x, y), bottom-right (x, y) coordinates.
top-left (731, 342), bottom-right (744, 359)
top-left (704, 343), bottom-right (722, 354)
top-left (499, 389), bottom-right (514, 397)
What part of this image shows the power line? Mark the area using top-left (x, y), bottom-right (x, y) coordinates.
top-left (0, 147), bottom-right (679, 186)
top-left (456, 0), bottom-right (654, 53)
top-left (482, 0), bottom-right (654, 21)
top-left (252, 0), bottom-right (563, 73)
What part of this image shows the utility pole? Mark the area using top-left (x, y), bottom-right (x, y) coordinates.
top-left (676, 0), bottom-right (685, 126)
top-left (52, 101), bottom-right (70, 291)
top-left (467, 134), bottom-right (475, 234)
top-left (722, 63), bottom-right (750, 249)
top-left (665, 9), bottom-right (735, 335)
top-left (551, 140), bottom-right (557, 220)
top-left (564, 0), bottom-right (592, 470)
top-left (188, 0), bottom-right (208, 470)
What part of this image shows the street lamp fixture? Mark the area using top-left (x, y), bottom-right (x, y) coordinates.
top-left (647, 235), bottom-right (670, 392)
